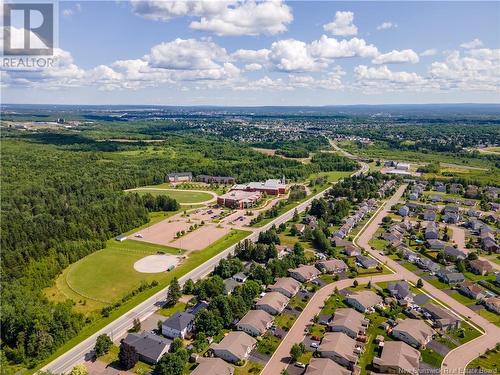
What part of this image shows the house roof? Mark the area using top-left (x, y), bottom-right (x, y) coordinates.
top-left (267, 277), bottom-right (301, 295)
top-left (289, 265), bottom-right (321, 280)
top-left (304, 358), bottom-right (351, 375)
top-left (316, 259), bottom-right (348, 273)
top-left (123, 332), bottom-right (171, 362)
top-left (255, 292), bottom-right (289, 311)
top-left (318, 332), bottom-right (357, 362)
top-left (237, 309), bottom-right (273, 334)
top-left (393, 319), bottom-right (435, 346)
top-left (423, 304), bottom-right (459, 323)
top-left (162, 312), bottom-right (195, 331)
top-left (210, 331), bottom-right (256, 360)
top-left (388, 281), bottom-right (412, 300)
top-left (461, 281), bottom-right (484, 295)
top-left (224, 278), bottom-right (241, 294)
top-left (347, 291), bottom-right (382, 309)
top-left (329, 308), bottom-right (366, 334)
top-left (373, 341), bottom-right (420, 374)
top-left (356, 255), bottom-right (378, 268)
top-left (191, 358), bottom-right (234, 375)
top-left (469, 259), bottom-right (493, 272)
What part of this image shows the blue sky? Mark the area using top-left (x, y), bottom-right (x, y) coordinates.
top-left (2, 1), bottom-right (499, 105)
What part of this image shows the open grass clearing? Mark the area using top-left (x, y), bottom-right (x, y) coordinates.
top-left (467, 347), bottom-right (500, 371)
top-left (127, 188), bottom-right (214, 204)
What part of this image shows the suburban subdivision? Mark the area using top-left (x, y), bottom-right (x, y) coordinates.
top-left (2, 105), bottom-right (500, 375)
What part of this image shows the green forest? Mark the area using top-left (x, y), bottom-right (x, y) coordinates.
top-left (0, 127), bottom-right (356, 372)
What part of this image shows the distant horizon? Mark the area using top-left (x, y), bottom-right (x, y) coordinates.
top-left (2, 1), bottom-right (499, 105)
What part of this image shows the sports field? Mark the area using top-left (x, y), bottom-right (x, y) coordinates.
top-left (128, 188), bottom-right (215, 204)
top-left (44, 229), bottom-right (250, 314)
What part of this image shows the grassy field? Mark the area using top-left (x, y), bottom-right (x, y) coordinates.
top-left (467, 347), bottom-right (500, 371)
top-left (128, 188), bottom-right (214, 203)
top-left (45, 239), bottom-right (182, 313)
top-left (36, 228), bottom-right (251, 373)
top-left (421, 348), bottom-right (444, 368)
top-left (45, 229), bottom-right (250, 314)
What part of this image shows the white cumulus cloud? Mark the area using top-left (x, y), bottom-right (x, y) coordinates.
top-left (131, 0), bottom-right (293, 36)
top-left (323, 11), bottom-right (358, 36)
top-left (372, 49), bottom-right (419, 64)
top-left (420, 48), bottom-right (438, 57)
top-left (376, 22), bottom-right (397, 30)
top-left (460, 38), bottom-right (483, 49)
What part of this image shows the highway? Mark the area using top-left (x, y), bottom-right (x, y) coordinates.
top-left (41, 162), bottom-right (369, 374)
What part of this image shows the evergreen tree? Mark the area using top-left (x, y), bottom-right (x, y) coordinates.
top-left (166, 277), bottom-right (182, 307)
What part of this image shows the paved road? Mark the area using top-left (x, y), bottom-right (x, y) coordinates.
top-left (262, 183), bottom-right (499, 375)
top-left (354, 185), bottom-right (500, 373)
top-left (260, 274), bottom-right (398, 375)
top-left (42, 162), bottom-right (368, 374)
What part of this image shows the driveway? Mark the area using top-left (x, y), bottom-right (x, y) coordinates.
top-left (427, 339), bottom-right (451, 357)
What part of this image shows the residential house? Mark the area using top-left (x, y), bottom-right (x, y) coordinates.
top-left (236, 309), bottom-right (273, 337)
top-left (399, 247), bottom-right (419, 263)
top-left (122, 332), bottom-right (171, 364)
top-left (232, 272), bottom-right (248, 283)
top-left (373, 341), bottom-right (421, 374)
top-left (434, 182), bottom-right (446, 192)
top-left (328, 308), bottom-right (369, 339)
top-left (465, 185), bottom-right (480, 198)
top-left (449, 184), bottom-right (463, 194)
top-left (344, 244), bottom-right (361, 257)
top-left (469, 259), bottom-right (493, 275)
top-left (437, 270), bottom-right (465, 284)
top-left (399, 206), bottom-right (410, 217)
top-left (417, 258), bottom-right (441, 273)
top-left (423, 210), bottom-right (437, 222)
top-left (443, 212), bottom-right (460, 224)
top-left (223, 278), bottom-right (241, 295)
top-left (316, 259), bottom-right (348, 274)
top-left (459, 281), bottom-right (486, 300)
top-left (427, 239), bottom-right (446, 251)
top-left (304, 358), bottom-right (351, 375)
top-left (387, 281), bottom-right (413, 305)
top-left (295, 224), bottom-right (306, 235)
top-left (289, 265), bottom-right (321, 282)
top-left (346, 291), bottom-right (383, 313)
top-left (482, 296), bottom-right (500, 314)
top-left (276, 245), bottom-right (291, 259)
top-left (187, 300), bottom-right (208, 315)
top-left (356, 255), bottom-right (378, 269)
top-left (443, 246), bottom-right (466, 261)
top-left (425, 222), bottom-right (439, 240)
top-left (209, 331), bottom-right (256, 363)
top-left (255, 292), bottom-right (289, 315)
top-left (267, 277), bottom-right (301, 298)
top-left (318, 332), bottom-right (359, 369)
top-left (423, 304), bottom-right (461, 332)
top-left (191, 358), bottom-right (234, 375)
top-left (482, 237), bottom-right (500, 253)
top-left (162, 312), bottom-right (195, 339)
top-left (391, 319), bottom-right (435, 348)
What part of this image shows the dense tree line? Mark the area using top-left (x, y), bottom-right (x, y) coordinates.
top-left (0, 128), bottom-right (357, 371)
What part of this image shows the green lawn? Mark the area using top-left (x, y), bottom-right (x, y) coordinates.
top-left (421, 348), bottom-right (444, 368)
top-left (275, 313), bottom-right (297, 331)
top-left (467, 347), bottom-right (500, 371)
top-left (320, 294), bottom-right (348, 316)
top-left (450, 291), bottom-right (477, 306)
top-left (234, 361), bottom-right (263, 375)
top-left (289, 295), bottom-right (310, 311)
top-left (402, 262), bottom-right (420, 272)
top-left (128, 189), bottom-right (214, 204)
top-left (426, 277), bottom-right (450, 290)
top-left (35, 229), bottom-right (251, 373)
top-left (357, 314), bottom-right (390, 375)
top-left (157, 301), bottom-right (186, 317)
top-left (308, 323), bottom-right (326, 338)
top-left (477, 308), bottom-right (500, 327)
top-left (256, 333), bottom-right (280, 355)
top-left (297, 351), bottom-right (313, 365)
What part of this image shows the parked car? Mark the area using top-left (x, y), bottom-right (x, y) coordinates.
top-left (311, 342), bottom-right (319, 348)
top-left (295, 362), bottom-right (306, 368)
